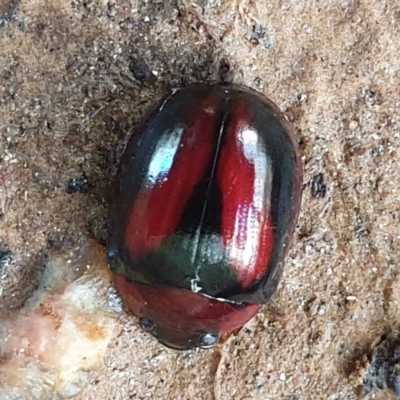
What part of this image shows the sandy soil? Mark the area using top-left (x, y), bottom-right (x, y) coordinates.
top-left (1, 0), bottom-right (400, 399)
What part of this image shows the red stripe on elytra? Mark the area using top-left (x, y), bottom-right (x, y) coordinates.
top-left (217, 101), bottom-right (274, 288)
top-left (125, 95), bottom-right (220, 259)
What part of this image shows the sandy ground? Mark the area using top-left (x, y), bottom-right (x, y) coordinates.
top-left (1, 0), bottom-right (400, 399)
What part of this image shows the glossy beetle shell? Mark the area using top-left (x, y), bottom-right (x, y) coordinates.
top-left (108, 83), bottom-right (302, 350)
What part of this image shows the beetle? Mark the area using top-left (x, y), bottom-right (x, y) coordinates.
top-left (107, 83), bottom-right (302, 350)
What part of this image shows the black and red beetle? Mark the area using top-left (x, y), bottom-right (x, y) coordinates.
top-left (107, 83), bottom-right (302, 350)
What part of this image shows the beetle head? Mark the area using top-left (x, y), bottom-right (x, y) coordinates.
top-left (113, 274), bottom-right (259, 350)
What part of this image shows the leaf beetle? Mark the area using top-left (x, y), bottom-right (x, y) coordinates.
top-left (107, 83), bottom-right (302, 350)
